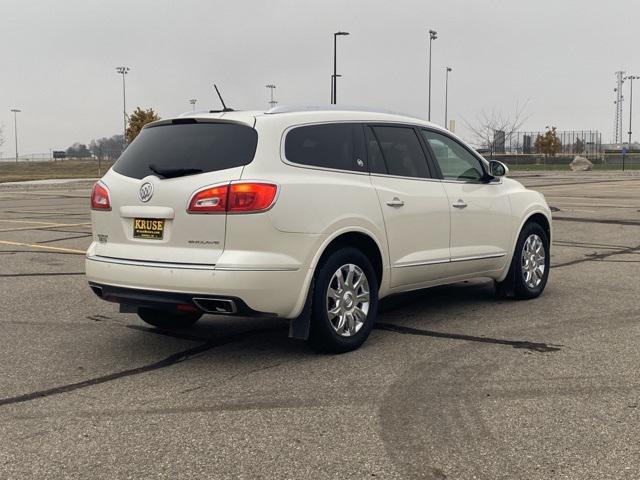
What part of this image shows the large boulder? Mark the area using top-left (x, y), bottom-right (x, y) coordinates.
top-left (570, 155), bottom-right (593, 171)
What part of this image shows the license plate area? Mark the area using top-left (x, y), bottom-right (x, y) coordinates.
top-left (133, 218), bottom-right (165, 240)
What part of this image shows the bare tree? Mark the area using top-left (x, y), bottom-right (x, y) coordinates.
top-left (0, 123), bottom-right (5, 150)
top-left (462, 101), bottom-right (530, 155)
top-left (90, 134), bottom-right (124, 161)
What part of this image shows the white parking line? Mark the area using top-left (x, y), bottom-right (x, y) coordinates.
top-left (0, 239), bottom-right (86, 255)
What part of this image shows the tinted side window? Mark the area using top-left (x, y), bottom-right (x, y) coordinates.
top-left (113, 123), bottom-right (258, 180)
top-left (421, 130), bottom-right (485, 182)
top-left (365, 127), bottom-right (387, 174)
top-left (285, 123), bottom-right (366, 172)
top-left (371, 126), bottom-right (430, 178)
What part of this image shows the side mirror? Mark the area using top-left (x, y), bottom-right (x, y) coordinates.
top-left (489, 160), bottom-right (509, 177)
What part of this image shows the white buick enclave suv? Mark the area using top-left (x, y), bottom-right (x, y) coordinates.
top-left (87, 106), bottom-right (551, 352)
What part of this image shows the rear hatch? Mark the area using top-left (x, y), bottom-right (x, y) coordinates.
top-left (91, 119), bottom-right (258, 265)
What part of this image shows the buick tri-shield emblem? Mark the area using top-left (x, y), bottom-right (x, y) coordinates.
top-left (139, 182), bottom-right (154, 202)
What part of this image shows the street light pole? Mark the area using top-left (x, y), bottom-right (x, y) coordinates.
top-left (623, 75), bottom-right (639, 172)
top-left (116, 66), bottom-right (130, 146)
top-left (265, 84), bottom-right (277, 109)
top-left (444, 67), bottom-right (452, 129)
top-left (626, 75), bottom-right (639, 147)
top-left (428, 29), bottom-right (437, 121)
top-left (189, 99), bottom-right (197, 111)
top-left (332, 31), bottom-right (349, 104)
top-left (10, 109), bottom-right (21, 162)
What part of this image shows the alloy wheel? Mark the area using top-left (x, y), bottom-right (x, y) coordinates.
top-left (326, 263), bottom-right (370, 337)
top-left (521, 234), bottom-right (546, 289)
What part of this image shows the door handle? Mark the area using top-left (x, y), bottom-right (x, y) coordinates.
top-left (386, 197), bottom-right (405, 207)
top-left (452, 199), bottom-right (467, 209)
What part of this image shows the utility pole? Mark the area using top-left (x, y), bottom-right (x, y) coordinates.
top-left (332, 31), bottom-right (350, 104)
top-left (444, 67), bottom-right (452, 129)
top-left (265, 84), bottom-right (277, 109)
top-left (10, 108), bottom-right (21, 162)
top-left (189, 99), bottom-right (197, 111)
top-left (116, 66), bottom-right (130, 147)
top-left (428, 29), bottom-right (438, 121)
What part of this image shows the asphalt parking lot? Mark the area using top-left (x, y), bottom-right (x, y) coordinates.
top-left (1, 172), bottom-right (639, 479)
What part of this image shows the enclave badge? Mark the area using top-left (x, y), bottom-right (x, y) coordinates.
top-left (139, 182), bottom-right (154, 202)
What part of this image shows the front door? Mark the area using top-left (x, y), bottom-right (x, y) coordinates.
top-left (421, 129), bottom-right (513, 276)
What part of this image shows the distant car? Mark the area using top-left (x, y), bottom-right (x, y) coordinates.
top-left (87, 106), bottom-right (551, 352)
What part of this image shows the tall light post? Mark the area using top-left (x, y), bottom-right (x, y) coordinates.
top-left (625, 75), bottom-right (639, 147)
top-left (116, 66), bottom-right (130, 146)
top-left (189, 99), bottom-right (197, 111)
top-left (444, 67), bottom-right (452, 129)
top-left (10, 108), bottom-right (21, 162)
top-left (428, 29), bottom-right (438, 121)
top-left (265, 84), bottom-right (277, 109)
top-left (332, 31), bottom-right (350, 104)
top-left (623, 75), bottom-right (639, 172)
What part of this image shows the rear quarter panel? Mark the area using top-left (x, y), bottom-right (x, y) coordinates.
top-left (238, 117), bottom-right (391, 303)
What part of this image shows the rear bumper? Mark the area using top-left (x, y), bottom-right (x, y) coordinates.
top-left (89, 282), bottom-right (269, 317)
top-left (85, 255), bottom-right (310, 318)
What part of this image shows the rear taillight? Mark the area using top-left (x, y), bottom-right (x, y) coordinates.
top-left (188, 182), bottom-right (277, 214)
top-left (187, 185), bottom-right (228, 213)
top-left (228, 183), bottom-right (278, 212)
top-left (91, 182), bottom-right (111, 210)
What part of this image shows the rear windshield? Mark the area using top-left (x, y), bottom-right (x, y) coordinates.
top-left (113, 122), bottom-right (258, 179)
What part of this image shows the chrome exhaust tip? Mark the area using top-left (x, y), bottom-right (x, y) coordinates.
top-left (90, 285), bottom-right (104, 297)
top-left (192, 298), bottom-right (237, 315)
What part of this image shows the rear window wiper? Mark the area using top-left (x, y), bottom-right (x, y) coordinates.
top-left (148, 164), bottom-right (204, 179)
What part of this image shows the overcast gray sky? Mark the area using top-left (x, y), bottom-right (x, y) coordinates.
top-left (0, 0), bottom-right (638, 156)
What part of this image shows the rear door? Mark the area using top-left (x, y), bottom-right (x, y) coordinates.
top-left (367, 125), bottom-right (451, 288)
top-left (91, 120), bottom-right (258, 265)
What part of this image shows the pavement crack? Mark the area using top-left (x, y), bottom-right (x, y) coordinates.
top-left (0, 326), bottom-right (285, 408)
top-left (552, 243), bottom-right (640, 268)
top-left (375, 322), bottom-right (562, 353)
top-left (37, 233), bottom-right (92, 244)
top-left (525, 177), bottom-right (640, 188)
top-left (553, 216), bottom-right (640, 227)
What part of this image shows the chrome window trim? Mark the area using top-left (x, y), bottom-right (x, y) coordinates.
top-left (278, 120), bottom-right (501, 185)
top-left (439, 178), bottom-right (503, 185)
top-left (369, 172), bottom-right (442, 184)
top-left (280, 120), bottom-right (438, 179)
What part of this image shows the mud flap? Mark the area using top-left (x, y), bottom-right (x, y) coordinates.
top-left (495, 261), bottom-right (516, 298)
top-left (288, 278), bottom-right (314, 340)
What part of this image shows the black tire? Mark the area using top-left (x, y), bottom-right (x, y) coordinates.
top-left (497, 221), bottom-right (550, 299)
top-left (137, 307), bottom-right (202, 329)
top-left (309, 247), bottom-right (379, 353)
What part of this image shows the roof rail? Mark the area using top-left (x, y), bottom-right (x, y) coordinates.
top-left (265, 104), bottom-right (422, 120)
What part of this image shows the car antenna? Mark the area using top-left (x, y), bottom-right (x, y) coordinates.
top-left (211, 84), bottom-right (234, 112)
